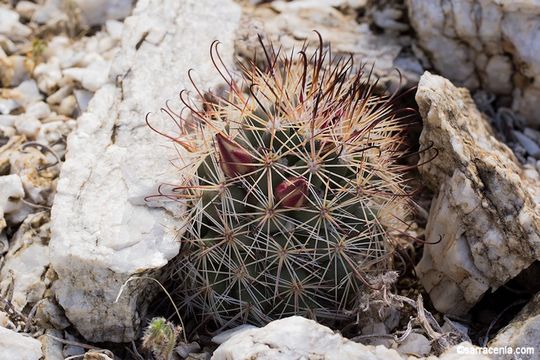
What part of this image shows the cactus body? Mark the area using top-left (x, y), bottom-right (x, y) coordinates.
top-left (164, 39), bottom-right (413, 327)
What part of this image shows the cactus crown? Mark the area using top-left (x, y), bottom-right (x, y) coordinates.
top-left (155, 35), bottom-right (415, 328)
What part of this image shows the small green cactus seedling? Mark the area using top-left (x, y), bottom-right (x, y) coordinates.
top-left (151, 35), bottom-right (417, 328)
top-left (142, 317), bottom-right (180, 360)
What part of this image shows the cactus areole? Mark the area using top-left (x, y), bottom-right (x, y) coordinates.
top-left (151, 35), bottom-right (416, 328)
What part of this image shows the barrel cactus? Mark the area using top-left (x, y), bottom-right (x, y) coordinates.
top-left (155, 36), bottom-right (415, 328)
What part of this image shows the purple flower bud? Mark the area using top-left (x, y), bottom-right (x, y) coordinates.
top-left (275, 176), bottom-right (308, 208)
top-left (215, 133), bottom-right (254, 177)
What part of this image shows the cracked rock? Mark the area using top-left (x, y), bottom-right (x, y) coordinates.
top-left (415, 72), bottom-right (540, 315)
top-left (49, 0), bottom-right (241, 343)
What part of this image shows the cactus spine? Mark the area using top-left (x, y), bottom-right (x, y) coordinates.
top-left (159, 36), bottom-right (414, 327)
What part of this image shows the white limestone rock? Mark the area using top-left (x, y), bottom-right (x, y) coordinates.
top-left (0, 212), bottom-right (51, 311)
top-left (212, 316), bottom-right (404, 360)
top-left (49, 0), bottom-right (241, 343)
top-left (0, 327), bottom-right (42, 360)
top-left (14, 114), bottom-right (41, 139)
top-left (10, 80), bottom-right (44, 109)
top-left (489, 291), bottom-right (540, 359)
top-left (0, 7), bottom-right (32, 41)
top-left (213, 317), bottom-right (489, 360)
top-left (0, 174), bottom-right (25, 232)
top-left (26, 101), bottom-right (51, 120)
top-left (15, 1), bottom-right (39, 20)
top-left (63, 60), bottom-right (110, 92)
top-left (34, 58), bottom-right (63, 94)
top-left (415, 72), bottom-right (540, 315)
top-left (407, 0), bottom-right (540, 125)
top-left (0, 55), bottom-right (31, 87)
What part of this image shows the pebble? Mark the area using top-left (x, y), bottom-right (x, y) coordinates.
top-left (63, 61), bottom-right (110, 92)
top-left (0, 55), bottom-right (31, 87)
top-left (0, 114), bottom-right (17, 127)
top-left (396, 333), bottom-right (431, 357)
top-left (0, 125), bottom-right (16, 139)
top-left (0, 98), bottom-right (19, 114)
top-left (73, 89), bottom-right (93, 112)
top-left (26, 101), bottom-right (51, 120)
top-left (47, 84), bottom-right (73, 105)
top-left (0, 174), bottom-right (25, 231)
top-left (11, 79), bottom-right (43, 108)
top-left (524, 127), bottom-right (540, 143)
top-left (14, 114), bottom-right (41, 139)
top-left (58, 95), bottom-right (78, 116)
top-left (106, 19), bottom-right (124, 40)
top-left (15, 1), bottom-right (39, 19)
top-left (513, 130), bottom-right (540, 158)
top-left (0, 7), bottom-right (32, 40)
top-left (34, 58), bottom-right (63, 93)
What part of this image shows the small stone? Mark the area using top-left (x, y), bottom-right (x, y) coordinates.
top-left (63, 61), bottom-right (110, 92)
top-left (0, 114), bottom-right (17, 127)
top-left (14, 115), bottom-right (41, 139)
top-left (0, 7), bottom-right (32, 40)
top-left (396, 333), bottom-right (431, 357)
top-left (106, 19), bottom-right (124, 40)
top-left (36, 119), bottom-right (77, 150)
top-left (34, 58), bottom-right (63, 94)
top-left (0, 124), bottom-right (16, 139)
top-left (26, 101), bottom-right (51, 120)
top-left (0, 212), bottom-right (51, 311)
top-left (40, 330), bottom-right (64, 360)
top-left (12, 80), bottom-right (44, 109)
top-left (0, 55), bottom-right (31, 87)
top-left (15, 1), bottom-right (39, 19)
top-left (47, 84), bottom-right (74, 106)
top-left (213, 316), bottom-right (404, 360)
top-left (0, 327), bottom-right (42, 360)
top-left (73, 89), bottom-right (93, 112)
top-left (35, 299), bottom-right (70, 330)
top-left (10, 146), bottom-right (58, 205)
top-left (0, 98), bottom-right (19, 115)
top-left (83, 351), bottom-right (114, 360)
top-left (0, 174), bottom-right (25, 232)
top-left (58, 95), bottom-right (78, 117)
top-left (524, 127), bottom-right (540, 143)
top-left (513, 130), bottom-right (540, 158)
top-left (175, 342), bottom-right (201, 358)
